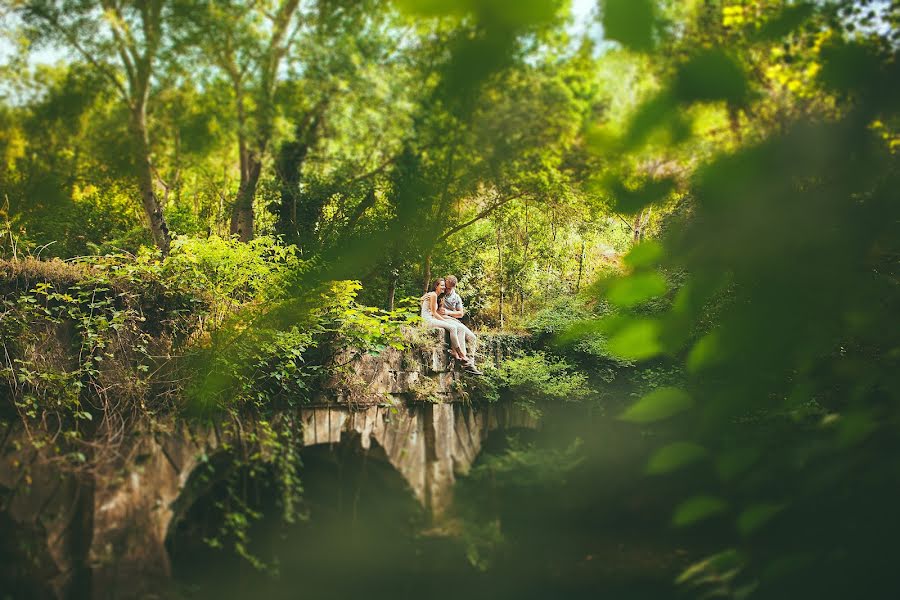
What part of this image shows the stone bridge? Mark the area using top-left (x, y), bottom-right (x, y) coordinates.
top-left (0, 337), bottom-right (536, 599)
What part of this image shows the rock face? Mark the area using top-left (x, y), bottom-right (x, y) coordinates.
top-left (0, 339), bottom-right (537, 600)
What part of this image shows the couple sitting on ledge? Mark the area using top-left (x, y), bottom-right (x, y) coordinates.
top-left (421, 275), bottom-right (482, 375)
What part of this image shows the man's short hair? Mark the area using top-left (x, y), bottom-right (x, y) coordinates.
top-left (445, 275), bottom-right (458, 289)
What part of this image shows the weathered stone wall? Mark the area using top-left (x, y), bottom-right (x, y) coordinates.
top-left (0, 339), bottom-right (537, 600)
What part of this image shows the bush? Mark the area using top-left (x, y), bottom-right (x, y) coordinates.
top-left (487, 351), bottom-right (592, 415)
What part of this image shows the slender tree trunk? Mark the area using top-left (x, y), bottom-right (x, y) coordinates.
top-left (576, 238), bottom-right (585, 293)
top-left (387, 267), bottom-right (398, 311)
top-left (422, 253), bottom-right (432, 292)
top-left (231, 156), bottom-right (262, 242)
top-left (497, 225), bottom-right (504, 330)
top-left (130, 106), bottom-right (170, 254)
top-left (633, 210), bottom-right (644, 242)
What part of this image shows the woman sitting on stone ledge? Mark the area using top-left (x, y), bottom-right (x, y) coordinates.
top-left (420, 278), bottom-right (481, 374)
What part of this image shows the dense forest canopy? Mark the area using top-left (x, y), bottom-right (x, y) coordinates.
top-left (1, 0), bottom-right (898, 598)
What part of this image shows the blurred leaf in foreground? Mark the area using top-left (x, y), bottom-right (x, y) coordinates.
top-left (673, 495), bottom-right (728, 527)
top-left (600, 0), bottom-right (657, 52)
top-left (646, 441), bottom-right (708, 475)
top-left (620, 386), bottom-right (693, 423)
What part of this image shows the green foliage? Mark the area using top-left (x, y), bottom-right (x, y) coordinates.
top-left (600, 0), bottom-right (659, 52)
top-left (162, 235), bottom-right (300, 314)
top-left (645, 441), bottom-right (707, 475)
top-left (1, 0), bottom-right (898, 593)
top-left (0, 256), bottom-right (201, 462)
top-left (469, 435), bottom-right (585, 488)
top-left (676, 549), bottom-right (754, 600)
top-left (455, 435), bottom-right (585, 570)
top-left (619, 387), bottom-right (693, 423)
top-left (672, 494), bottom-right (728, 527)
top-left (577, 2), bottom-right (900, 596)
top-left (487, 351), bottom-right (591, 414)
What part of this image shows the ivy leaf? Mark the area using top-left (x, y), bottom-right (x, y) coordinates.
top-left (646, 441), bottom-right (708, 474)
top-left (621, 387), bottom-right (693, 423)
top-left (673, 495), bottom-right (728, 526)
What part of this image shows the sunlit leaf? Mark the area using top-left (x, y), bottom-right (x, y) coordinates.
top-left (394, 0), bottom-right (468, 17)
top-left (646, 441), bottom-right (708, 474)
top-left (607, 318), bottom-right (663, 360)
top-left (606, 272), bottom-right (667, 307)
top-left (673, 495), bottom-right (728, 526)
top-left (620, 386), bottom-right (693, 423)
top-left (737, 503), bottom-right (784, 536)
top-left (624, 240), bottom-right (664, 269)
top-left (676, 548), bottom-right (743, 585)
top-left (395, 0), bottom-right (562, 28)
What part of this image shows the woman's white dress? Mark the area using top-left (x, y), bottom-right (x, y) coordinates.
top-left (421, 294), bottom-right (466, 354)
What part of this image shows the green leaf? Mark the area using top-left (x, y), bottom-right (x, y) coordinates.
top-left (716, 447), bottom-right (761, 482)
top-left (686, 331), bottom-right (725, 372)
top-left (674, 50), bottom-right (749, 106)
top-left (646, 442), bottom-right (708, 474)
top-left (676, 548), bottom-right (743, 585)
top-left (837, 411), bottom-right (875, 447)
top-left (673, 495), bottom-right (728, 527)
top-left (753, 3), bottom-right (815, 41)
top-left (605, 175), bottom-right (675, 214)
top-left (737, 503), bottom-right (784, 536)
top-left (624, 241), bottom-right (664, 269)
top-left (601, 0), bottom-right (656, 51)
top-left (606, 272), bottom-right (668, 308)
top-left (607, 318), bottom-right (663, 360)
top-left (620, 387), bottom-right (693, 423)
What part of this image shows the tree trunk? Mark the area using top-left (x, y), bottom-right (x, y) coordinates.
top-left (230, 157), bottom-right (262, 242)
top-left (274, 107), bottom-right (326, 244)
top-left (130, 107), bottom-right (170, 254)
top-left (633, 210), bottom-right (645, 243)
top-left (387, 268), bottom-right (398, 311)
top-left (576, 238), bottom-right (585, 292)
top-left (497, 225), bottom-right (504, 330)
top-left (422, 253), bottom-right (432, 292)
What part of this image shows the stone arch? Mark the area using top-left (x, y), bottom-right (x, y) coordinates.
top-left (1, 401), bottom-right (540, 598)
top-left (296, 403), bottom-right (540, 519)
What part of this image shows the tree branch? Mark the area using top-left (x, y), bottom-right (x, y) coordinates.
top-left (437, 191), bottom-right (526, 242)
top-left (25, 4), bottom-right (128, 101)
